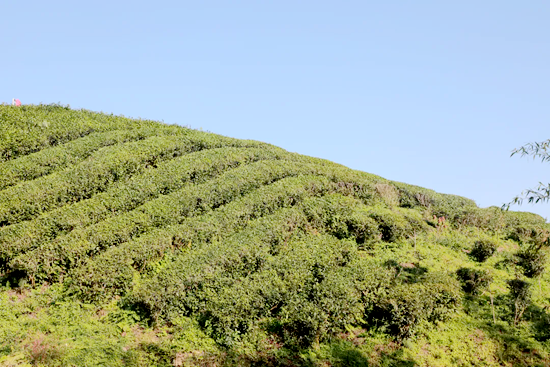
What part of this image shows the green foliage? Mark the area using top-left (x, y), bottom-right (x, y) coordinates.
top-left (13, 162), bottom-right (338, 281)
top-left (507, 279), bottom-right (532, 326)
top-left (0, 104), bottom-right (159, 162)
top-left (507, 138), bottom-right (550, 206)
top-left (0, 146), bottom-right (293, 263)
top-left (2, 105), bottom-right (550, 365)
top-left (469, 239), bottom-right (498, 262)
top-left (0, 127), bottom-right (177, 191)
top-left (371, 271), bottom-right (462, 340)
top-left (456, 267), bottom-right (492, 295)
top-left (516, 244), bottom-right (547, 278)
top-left (302, 194), bottom-right (381, 245)
top-left (68, 177), bottom-right (334, 302)
top-left (393, 181), bottom-right (476, 218)
top-left (0, 287), bottom-right (130, 366)
top-left (454, 206), bottom-right (548, 236)
top-left (133, 232), bottom-right (392, 350)
top-left (364, 206), bottom-right (411, 243)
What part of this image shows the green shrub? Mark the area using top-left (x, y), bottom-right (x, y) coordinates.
top-left (68, 178), bottom-right (330, 302)
top-left (456, 267), bottom-right (492, 295)
top-left (392, 181), bottom-right (476, 218)
top-left (516, 245), bottom-right (547, 278)
top-left (0, 127), bottom-right (175, 191)
top-left (302, 194), bottom-right (381, 245)
top-left (0, 104), bottom-right (146, 162)
top-left (131, 232), bottom-right (391, 349)
top-left (374, 183), bottom-right (400, 207)
top-left (507, 225), bottom-right (550, 245)
top-left (0, 146), bottom-right (291, 261)
top-left (365, 206), bottom-right (412, 242)
top-left (12, 162), bottom-right (331, 280)
top-left (469, 239), bottom-right (498, 262)
top-left (454, 207), bottom-right (550, 241)
top-left (13, 157), bottom-right (389, 283)
top-left (371, 272), bottom-right (461, 340)
top-left (0, 136), bottom-right (193, 225)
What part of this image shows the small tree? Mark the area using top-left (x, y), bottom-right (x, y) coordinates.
top-left (507, 279), bottom-right (532, 326)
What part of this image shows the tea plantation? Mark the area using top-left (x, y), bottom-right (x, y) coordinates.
top-left (1, 104), bottom-right (550, 366)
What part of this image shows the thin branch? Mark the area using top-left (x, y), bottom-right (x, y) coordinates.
top-left (511, 139), bottom-right (550, 163)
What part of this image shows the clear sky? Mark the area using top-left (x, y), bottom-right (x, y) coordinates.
top-left (3, 1), bottom-right (550, 220)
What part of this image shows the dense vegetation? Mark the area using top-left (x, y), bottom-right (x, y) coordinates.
top-left (1, 104), bottom-right (549, 366)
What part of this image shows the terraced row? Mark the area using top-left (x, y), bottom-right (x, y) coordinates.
top-left (12, 160), bottom-right (384, 281)
top-left (0, 130), bottom-right (277, 226)
top-left (69, 185), bottom-right (422, 303)
top-left (0, 146), bottom-right (294, 261)
top-left (69, 176), bottom-right (340, 301)
top-left (0, 125), bottom-right (185, 190)
top-left (129, 194), bottom-right (454, 346)
top-left (0, 104), bottom-right (170, 162)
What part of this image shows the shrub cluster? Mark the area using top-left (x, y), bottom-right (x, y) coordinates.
top-left (5, 104), bottom-right (550, 364)
top-left (0, 127), bottom-right (176, 191)
top-left (370, 271), bottom-right (461, 340)
top-left (11, 158), bottom-right (390, 282)
top-left (0, 104), bottom-right (168, 162)
top-left (0, 146), bottom-right (291, 262)
top-left (393, 181), bottom-right (476, 218)
top-left (131, 231), bottom-right (394, 348)
top-left (0, 136), bottom-right (194, 225)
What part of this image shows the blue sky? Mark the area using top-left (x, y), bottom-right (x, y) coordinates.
top-left (3, 1), bottom-right (550, 219)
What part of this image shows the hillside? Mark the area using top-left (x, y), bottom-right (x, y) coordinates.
top-left (1, 104), bottom-right (549, 366)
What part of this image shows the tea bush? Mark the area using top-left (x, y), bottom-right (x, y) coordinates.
top-left (0, 135), bottom-right (198, 225)
top-left (456, 267), bottom-right (492, 295)
top-left (68, 178), bottom-right (332, 301)
top-left (516, 244), bottom-right (547, 278)
top-left (370, 271), bottom-right (461, 340)
top-left (12, 161), bottom-right (335, 280)
top-left (393, 181), bottom-right (476, 218)
top-left (0, 104), bottom-right (153, 162)
top-left (469, 239), bottom-right (498, 262)
top-left (0, 127), bottom-right (177, 191)
top-left (0, 146), bottom-right (293, 261)
top-left (133, 233), bottom-right (392, 349)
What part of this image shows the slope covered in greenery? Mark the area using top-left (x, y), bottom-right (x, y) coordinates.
top-left (1, 104), bottom-right (549, 366)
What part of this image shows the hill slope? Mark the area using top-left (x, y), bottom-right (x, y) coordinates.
top-left (1, 104), bottom-right (549, 366)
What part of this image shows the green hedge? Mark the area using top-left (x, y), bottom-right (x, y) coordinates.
top-left (370, 271), bottom-right (461, 340)
top-left (133, 231), bottom-right (393, 348)
top-left (69, 190), bottom-right (401, 304)
top-left (68, 185), bottom-right (346, 301)
top-left (0, 130), bottom-right (278, 226)
top-left (12, 159), bottom-right (390, 282)
top-left (453, 206), bottom-right (549, 237)
top-left (0, 146), bottom-right (293, 261)
top-left (0, 126), bottom-right (182, 190)
top-left (392, 181), bottom-right (476, 218)
top-left (0, 104), bottom-right (169, 162)
top-left (11, 162), bottom-right (329, 280)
